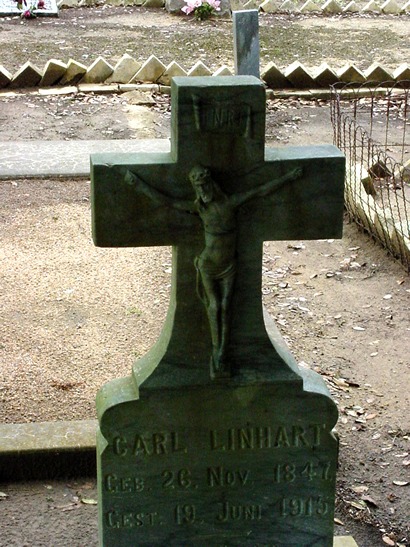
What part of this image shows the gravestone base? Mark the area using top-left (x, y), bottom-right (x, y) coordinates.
top-left (97, 345), bottom-right (338, 546)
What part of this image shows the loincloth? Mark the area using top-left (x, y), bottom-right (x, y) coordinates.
top-left (194, 257), bottom-right (236, 305)
top-left (195, 257), bottom-right (236, 281)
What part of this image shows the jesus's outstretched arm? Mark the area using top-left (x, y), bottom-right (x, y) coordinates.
top-left (124, 170), bottom-right (195, 212)
top-left (230, 167), bottom-right (303, 208)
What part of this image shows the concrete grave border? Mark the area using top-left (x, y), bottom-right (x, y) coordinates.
top-left (1, 55), bottom-right (409, 90)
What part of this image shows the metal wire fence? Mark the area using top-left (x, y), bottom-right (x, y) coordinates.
top-left (331, 81), bottom-right (410, 273)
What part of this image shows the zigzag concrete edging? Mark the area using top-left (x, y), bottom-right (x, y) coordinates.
top-left (1, 55), bottom-right (409, 90)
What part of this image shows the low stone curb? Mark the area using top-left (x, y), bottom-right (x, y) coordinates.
top-left (1, 55), bottom-right (409, 90)
top-left (0, 420), bottom-right (97, 480)
top-left (0, 81), bottom-right (407, 104)
top-left (0, 138), bottom-right (170, 179)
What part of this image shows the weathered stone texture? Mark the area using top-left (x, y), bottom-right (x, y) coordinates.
top-left (187, 61), bottom-right (212, 77)
top-left (343, 1), bottom-right (360, 11)
top-left (261, 61), bottom-right (291, 89)
top-left (159, 61), bottom-right (187, 86)
top-left (338, 64), bottom-right (366, 84)
top-left (284, 61), bottom-right (315, 88)
top-left (259, 0), bottom-right (276, 12)
top-left (312, 63), bottom-right (339, 87)
top-left (92, 76), bottom-right (344, 545)
top-left (10, 62), bottom-right (42, 88)
top-left (393, 63), bottom-right (410, 81)
top-left (60, 59), bottom-right (87, 85)
top-left (381, 0), bottom-right (402, 12)
top-left (40, 59), bottom-right (67, 87)
top-left (299, 0), bottom-right (320, 11)
top-left (105, 54), bottom-right (141, 84)
top-left (364, 63), bottom-right (393, 83)
top-left (321, 0), bottom-right (342, 12)
top-left (213, 65), bottom-right (233, 76)
top-left (280, 0), bottom-right (297, 10)
top-left (0, 66), bottom-right (12, 88)
top-left (362, 0), bottom-right (380, 11)
top-left (81, 56), bottom-right (114, 84)
top-left (130, 55), bottom-right (166, 83)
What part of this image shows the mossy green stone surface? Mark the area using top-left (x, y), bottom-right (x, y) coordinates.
top-left (91, 77), bottom-right (345, 546)
top-left (97, 368), bottom-right (338, 546)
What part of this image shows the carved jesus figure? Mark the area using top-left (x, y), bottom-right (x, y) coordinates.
top-left (125, 165), bottom-right (302, 378)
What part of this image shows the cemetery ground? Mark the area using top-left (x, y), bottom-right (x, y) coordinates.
top-left (1, 95), bottom-right (410, 546)
top-left (0, 8), bottom-right (410, 76)
top-left (0, 7), bottom-right (409, 547)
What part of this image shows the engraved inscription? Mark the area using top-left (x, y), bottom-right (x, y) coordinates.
top-left (105, 474), bottom-right (144, 493)
top-left (273, 461), bottom-right (333, 483)
top-left (207, 466), bottom-right (249, 487)
top-left (210, 425), bottom-right (324, 451)
top-left (162, 469), bottom-right (193, 489)
top-left (111, 424), bottom-right (325, 458)
top-left (216, 501), bottom-right (262, 522)
top-left (280, 496), bottom-right (329, 517)
top-left (175, 504), bottom-right (196, 525)
top-left (112, 431), bottom-right (187, 457)
top-left (106, 511), bottom-right (159, 528)
top-left (192, 97), bottom-right (252, 136)
top-left (104, 422), bottom-right (334, 534)
top-left (273, 463), bottom-right (296, 483)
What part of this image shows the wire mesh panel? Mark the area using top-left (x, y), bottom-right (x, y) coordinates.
top-left (331, 81), bottom-right (410, 273)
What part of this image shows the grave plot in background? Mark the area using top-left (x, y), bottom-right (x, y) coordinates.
top-left (0, 0), bottom-right (58, 17)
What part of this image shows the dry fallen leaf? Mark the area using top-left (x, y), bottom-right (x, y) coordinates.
top-left (361, 495), bottom-right (378, 507)
top-left (393, 480), bottom-right (409, 486)
top-left (352, 485), bottom-right (369, 493)
top-left (346, 500), bottom-right (367, 510)
top-left (334, 378), bottom-right (350, 388)
top-left (0, 492), bottom-right (8, 499)
top-left (81, 498), bottom-right (98, 505)
top-left (334, 517), bottom-right (344, 525)
top-left (54, 502), bottom-right (79, 512)
top-left (382, 535), bottom-right (395, 546)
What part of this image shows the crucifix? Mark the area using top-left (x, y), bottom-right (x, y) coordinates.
top-left (91, 76), bottom-right (344, 382)
top-left (92, 77), bottom-right (345, 546)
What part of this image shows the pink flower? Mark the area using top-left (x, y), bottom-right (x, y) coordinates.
top-left (181, 0), bottom-right (201, 13)
top-left (206, 0), bottom-right (220, 9)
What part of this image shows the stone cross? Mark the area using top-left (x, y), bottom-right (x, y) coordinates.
top-left (91, 76), bottom-right (344, 546)
top-left (92, 76), bottom-right (343, 381)
top-left (233, 10), bottom-right (260, 78)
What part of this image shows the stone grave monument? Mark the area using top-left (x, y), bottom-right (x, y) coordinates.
top-left (91, 76), bottom-right (345, 546)
top-left (233, 10), bottom-right (260, 78)
top-left (0, 0), bottom-right (58, 17)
